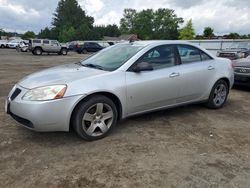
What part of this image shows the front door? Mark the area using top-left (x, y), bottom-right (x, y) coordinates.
top-left (125, 45), bottom-right (181, 115)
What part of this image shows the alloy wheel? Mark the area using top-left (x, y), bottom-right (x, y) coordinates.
top-left (213, 84), bottom-right (227, 106)
top-left (82, 103), bottom-right (114, 137)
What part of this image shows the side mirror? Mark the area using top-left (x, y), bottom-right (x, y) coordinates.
top-left (132, 62), bottom-right (153, 72)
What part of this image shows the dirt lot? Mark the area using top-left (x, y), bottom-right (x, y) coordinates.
top-left (0, 49), bottom-right (250, 188)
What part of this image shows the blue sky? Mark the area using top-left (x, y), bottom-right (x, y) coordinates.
top-left (0, 0), bottom-right (250, 35)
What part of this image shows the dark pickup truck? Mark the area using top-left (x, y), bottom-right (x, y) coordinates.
top-left (217, 42), bottom-right (250, 60)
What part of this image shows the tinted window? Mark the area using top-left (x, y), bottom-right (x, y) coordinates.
top-left (84, 42), bottom-right (90, 47)
top-left (33, 40), bottom-right (41, 44)
top-left (137, 45), bottom-right (175, 70)
top-left (177, 45), bottom-right (201, 64)
top-left (43, 40), bottom-right (49, 44)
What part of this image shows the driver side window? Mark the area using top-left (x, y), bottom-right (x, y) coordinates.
top-left (137, 45), bottom-right (176, 70)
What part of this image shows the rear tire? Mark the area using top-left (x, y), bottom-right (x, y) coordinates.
top-left (34, 47), bottom-right (42, 55)
top-left (206, 80), bottom-right (229, 109)
top-left (72, 95), bottom-right (118, 141)
top-left (1, 44), bottom-right (4, 48)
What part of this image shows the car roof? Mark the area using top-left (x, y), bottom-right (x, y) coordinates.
top-left (123, 40), bottom-right (197, 47)
top-left (118, 40), bottom-right (215, 59)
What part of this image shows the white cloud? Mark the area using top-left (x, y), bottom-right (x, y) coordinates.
top-left (95, 10), bottom-right (121, 25)
top-left (81, 0), bottom-right (104, 13)
top-left (0, 0), bottom-right (250, 35)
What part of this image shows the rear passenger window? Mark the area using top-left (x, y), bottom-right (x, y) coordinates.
top-left (177, 45), bottom-right (201, 64)
top-left (43, 40), bottom-right (49, 44)
top-left (137, 45), bottom-right (176, 70)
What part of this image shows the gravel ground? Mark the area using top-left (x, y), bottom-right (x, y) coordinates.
top-left (0, 49), bottom-right (250, 188)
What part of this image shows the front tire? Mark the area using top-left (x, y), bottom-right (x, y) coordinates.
top-left (72, 95), bottom-right (118, 141)
top-left (206, 80), bottom-right (229, 109)
top-left (82, 49), bottom-right (87, 54)
top-left (60, 48), bottom-right (67, 55)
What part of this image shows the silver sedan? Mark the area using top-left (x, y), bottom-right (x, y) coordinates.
top-left (5, 41), bottom-right (234, 141)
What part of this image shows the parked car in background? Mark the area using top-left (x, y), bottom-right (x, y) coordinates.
top-left (76, 42), bottom-right (104, 54)
top-left (5, 41), bottom-right (234, 141)
top-left (6, 40), bottom-right (23, 48)
top-left (217, 42), bottom-right (250, 60)
top-left (233, 56), bottom-right (250, 86)
top-left (16, 41), bottom-right (29, 52)
top-left (0, 40), bottom-right (7, 48)
top-left (29, 39), bottom-right (68, 55)
top-left (98, 41), bottom-right (111, 48)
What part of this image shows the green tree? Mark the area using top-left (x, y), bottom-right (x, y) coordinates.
top-left (58, 26), bottom-right (76, 42)
top-left (203, 27), bottom-right (214, 39)
top-left (133, 9), bottom-right (154, 39)
top-left (227, 32), bottom-right (240, 39)
top-left (38, 27), bottom-right (52, 39)
top-left (52, 0), bottom-right (94, 41)
top-left (153, 9), bottom-right (183, 40)
top-left (94, 24), bottom-right (121, 38)
top-left (119, 8), bottom-right (183, 40)
top-left (179, 19), bottom-right (195, 40)
top-left (22, 31), bottom-right (36, 39)
top-left (120, 9), bottom-right (137, 34)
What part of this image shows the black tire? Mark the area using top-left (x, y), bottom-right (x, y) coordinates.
top-left (82, 49), bottom-right (88, 54)
top-left (32, 50), bottom-right (36, 55)
top-left (60, 48), bottom-right (67, 55)
top-left (1, 44), bottom-right (4, 48)
top-left (72, 95), bottom-right (118, 141)
top-left (34, 47), bottom-right (42, 55)
top-left (206, 79), bottom-right (229, 109)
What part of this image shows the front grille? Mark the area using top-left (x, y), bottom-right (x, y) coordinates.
top-left (235, 74), bottom-right (250, 81)
top-left (10, 88), bottom-right (21, 101)
top-left (219, 53), bottom-right (237, 60)
top-left (234, 67), bottom-right (250, 74)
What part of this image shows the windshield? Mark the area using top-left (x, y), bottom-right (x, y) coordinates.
top-left (80, 43), bottom-right (144, 71)
top-left (229, 42), bottom-right (250, 49)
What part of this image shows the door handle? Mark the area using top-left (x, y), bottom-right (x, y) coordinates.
top-left (169, 72), bottom-right (180, 78)
top-left (208, 66), bottom-right (215, 70)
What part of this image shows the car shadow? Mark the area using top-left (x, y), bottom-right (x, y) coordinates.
top-left (20, 103), bottom-right (204, 145)
top-left (233, 85), bottom-right (250, 91)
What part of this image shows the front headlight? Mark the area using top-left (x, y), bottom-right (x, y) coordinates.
top-left (22, 85), bottom-right (67, 101)
top-left (238, 52), bottom-right (246, 58)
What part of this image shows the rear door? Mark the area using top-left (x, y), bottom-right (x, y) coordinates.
top-left (50, 40), bottom-right (61, 52)
top-left (176, 45), bottom-right (216, 103)
top-left (42, 40), bottom-right (50, 51)
top-left (125, 45), bottom-right (181, 115)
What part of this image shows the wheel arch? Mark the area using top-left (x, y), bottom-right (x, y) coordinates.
top-left (33, 46), bottom-right (43, 52)
top-left (218, 77), bottom-right (230, 89)
top-left (69, 91), bottom-right (123, 130)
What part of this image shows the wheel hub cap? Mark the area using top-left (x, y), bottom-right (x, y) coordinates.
top-left (82, 103), bottom-right (114, 137)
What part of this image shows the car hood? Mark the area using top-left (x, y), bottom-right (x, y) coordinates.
top-left (233, 59), bottom-right (250, 68)
top-left (219, 49), bottom-right (247, 53)
top-left (18, 63), bottom-right (107, 89)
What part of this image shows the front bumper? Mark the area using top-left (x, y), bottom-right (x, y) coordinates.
top-left (234, 73), bottom-right (250, 86)
top-left (5, 85), bottom-right (83, 132)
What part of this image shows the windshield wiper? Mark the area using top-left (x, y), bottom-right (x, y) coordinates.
top-left (83, 63), bottom-right (104, 70)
